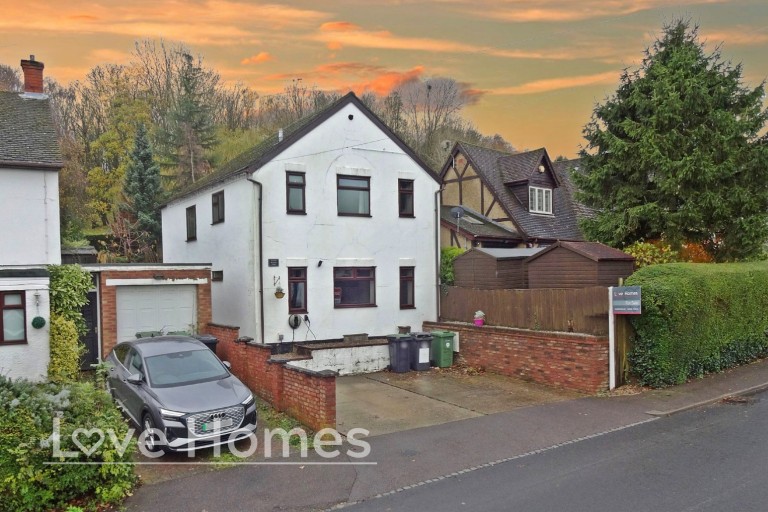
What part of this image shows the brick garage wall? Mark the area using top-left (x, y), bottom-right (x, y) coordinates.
top-left (424, 321), bottom-right (609, 393)
top-left (99, 268), bottom-right (212, 357)
top-left (210, 325), bottom-right (336, 431)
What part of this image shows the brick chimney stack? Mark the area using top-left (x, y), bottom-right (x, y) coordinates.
top-left (20, 55), bottom-right (44, 94)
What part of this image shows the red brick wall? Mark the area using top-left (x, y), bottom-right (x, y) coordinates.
top-left (210, 326), bottom-right (336, 431)
top-left (283, 368), bottom-right (336, 431)
top-left (424, 321), bottom-right (609, 393)
top-left (98, 268), bottom-right (212, 357)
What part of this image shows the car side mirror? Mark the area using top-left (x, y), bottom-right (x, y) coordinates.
top-left (126, 373), bottom-right (144, 385)
top-left (222, 361), bottom-right (232, 370)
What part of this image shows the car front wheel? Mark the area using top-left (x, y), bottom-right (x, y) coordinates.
top-left (142, 413), bottom-right (165, 453)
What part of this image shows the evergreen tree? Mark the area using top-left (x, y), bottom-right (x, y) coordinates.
top-left (574, 20), bottom-right (768, 261)
top-left (119, 123), bottom-right (163, 260)
top-left (159, 52), bottom-right (217, 189)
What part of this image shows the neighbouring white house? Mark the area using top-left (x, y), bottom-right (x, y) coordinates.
top-left (0, 56), bottom-right (62, 381)
top-left (162, 92), bottom-right (441, 344)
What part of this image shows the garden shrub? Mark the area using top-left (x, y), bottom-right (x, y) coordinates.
top-left (48, 314), bottom-right (83, 384)
top-left (440, 247), bottom-right (465, 285)
top-left (0, 377), bottom-right (136, 511)
top-left (627, 262), bottom-right (768, 387)
top-left (623, 240), bottom-right (678, 268)
top-left (48, 264), bottom-right (92, 336)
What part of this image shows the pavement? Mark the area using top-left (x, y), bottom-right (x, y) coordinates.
top-left (124, 358), bottom-right (768, 512)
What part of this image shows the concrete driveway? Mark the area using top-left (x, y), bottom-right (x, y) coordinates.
top-left (337, 368), bottom-right (582, 436)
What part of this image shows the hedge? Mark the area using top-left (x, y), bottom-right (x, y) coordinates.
top-left (47, 314), bottom-right (83, 384)
top-left (0, 377), bottom-right (136, 511)
top-left (626, 262), bottom-right (768, 387)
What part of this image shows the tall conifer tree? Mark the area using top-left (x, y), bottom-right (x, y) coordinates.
top-left (575, 20), bottom-right (768, 261)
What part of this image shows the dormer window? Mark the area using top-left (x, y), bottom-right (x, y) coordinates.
top-left (529, 186), bottom-right (552, 214)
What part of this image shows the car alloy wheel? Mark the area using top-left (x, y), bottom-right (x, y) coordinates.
top-left (142, 413), bottom-right (162, 452)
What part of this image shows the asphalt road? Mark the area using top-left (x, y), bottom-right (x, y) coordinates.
top-left (345, 391), bottom-right (768, 512)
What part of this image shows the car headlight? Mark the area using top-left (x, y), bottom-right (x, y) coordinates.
top-left (241, 393), bottom-right (255, 406)
top-left (160, 408), bottom-right (185, 421)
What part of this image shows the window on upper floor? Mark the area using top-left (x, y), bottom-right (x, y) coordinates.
top-left (529, 186), bottom-right (552, 214)
top-left (212, 191), bottom-right (225, 224)
top-left (334, 267), bottom-right (375, 307)
top-left (287, 172), bottom-right (306, 214)
top-left (398, 179), bottom-right (414, 217)
top-left (399, 267), bottom-right (415, 309)
top-left (1, 291), bottom-right (26, 344)
top-left (337, 175), bottom-right (370, 216)
top-left (186, 205), bottom-right (197, 241)
top-left (288, 267), bottom-right (307, 313)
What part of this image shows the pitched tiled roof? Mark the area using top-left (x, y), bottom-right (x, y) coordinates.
top-left (0, 92), bottom-right (62, 168)
top-left (498, 148), bottom-right (551, 184)
top-left (455, 142), bottom-right (583, 241)
top-left (440, 204), bottom-right (520, 239)
top-left (552, 157), bottom-right (595, 220)
top-left (168, 92), bottom-right (437, 203)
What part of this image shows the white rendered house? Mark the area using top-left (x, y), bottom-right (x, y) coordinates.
top-left (0, 57), bottom-right (61, 381)
top-left (162, 93), bottom-right (441, 343)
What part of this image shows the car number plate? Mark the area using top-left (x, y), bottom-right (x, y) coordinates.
top-left (201, 418), bottom-right (233, 432)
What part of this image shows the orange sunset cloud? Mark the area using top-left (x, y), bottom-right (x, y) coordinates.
top-left (489, 71), bottom-right (618, 96)
top-left (460, 0), bottom-right (728, 23)
top-left (241, 52), bottom-right (274, 65)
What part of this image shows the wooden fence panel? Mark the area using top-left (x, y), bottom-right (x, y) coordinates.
top-left (440, 286), bottom-right (610, 335)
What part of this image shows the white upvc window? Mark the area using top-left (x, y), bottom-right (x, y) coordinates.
top-left (529, 186), bottom-right (552, 214)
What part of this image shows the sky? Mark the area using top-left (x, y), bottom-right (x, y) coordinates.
top-left (1, 0), bottom-right (767, 158)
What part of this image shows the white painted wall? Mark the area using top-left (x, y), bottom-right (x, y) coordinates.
top-left (162, 178), bottom-right (259, 336)
top-left (0, 277), bottom-right (50, 382)
top-left (287, 344), bottom-right (391, 376)
top-left (0, 168), bottom-right (61, 265)
top-left (163, 100), bottom-right (440, 343)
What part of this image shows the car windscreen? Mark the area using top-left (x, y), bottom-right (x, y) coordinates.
top-left (145, 349), bottom-right (229, 387)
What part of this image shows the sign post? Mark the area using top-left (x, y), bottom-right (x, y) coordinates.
top-left (608, 286), bottom-right (642, 390)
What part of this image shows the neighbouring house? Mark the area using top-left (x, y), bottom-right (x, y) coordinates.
top-left (0, 56), bottom-right (62, 381)
top-left (452, 247), bottom-right (543, 289)
top-left (525, 241), bottom-right (635, 289)
top-left (161, 92), bottom-right (441, 344)
top-left (439, 142), bottom-right (584, 249)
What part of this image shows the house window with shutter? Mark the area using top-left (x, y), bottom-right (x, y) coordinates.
top-left (529, 186), bottom-right (552, 214)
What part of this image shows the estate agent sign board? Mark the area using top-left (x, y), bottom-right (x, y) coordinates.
top-left (611, 286), bottom-right (642, 315)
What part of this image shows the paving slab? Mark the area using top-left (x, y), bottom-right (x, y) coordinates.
top-left (337, 369), bottom-right (581, 437)
top-left (336, 374), bottom-right (481, 436)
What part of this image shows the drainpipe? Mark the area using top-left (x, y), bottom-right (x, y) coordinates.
top-left (247, 175), bottom-right (265, 344)
top-left (434, 185), bottom-right (445, 322)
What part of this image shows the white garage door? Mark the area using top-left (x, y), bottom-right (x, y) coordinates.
top-left (116, 285), bottom-right (197, 342)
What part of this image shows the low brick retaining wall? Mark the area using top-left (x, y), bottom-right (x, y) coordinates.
top-left (423, 321), bottom-right (609, 393)
top-left (205, 323), bottom-right (336, 430)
